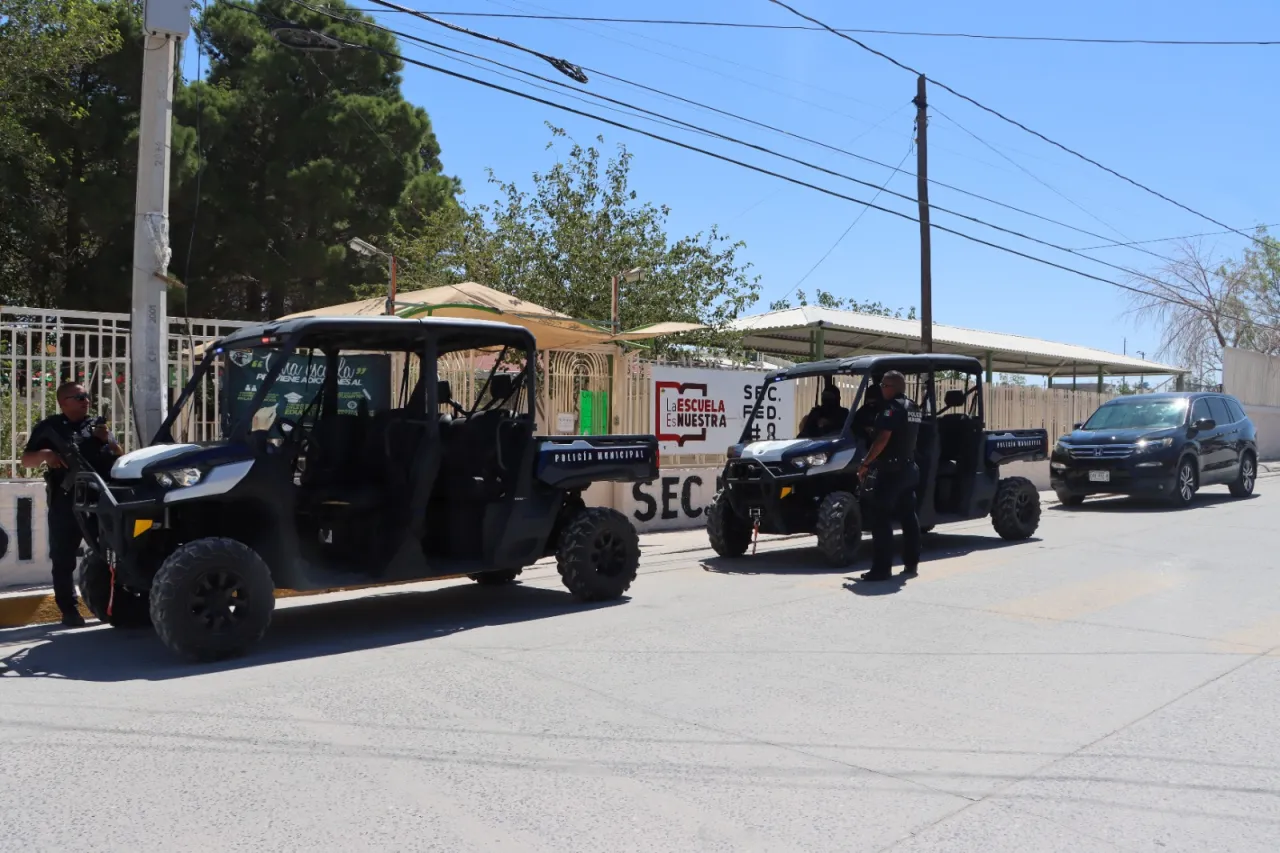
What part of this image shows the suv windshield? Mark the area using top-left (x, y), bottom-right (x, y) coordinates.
top-left (1082, 399), bottom-right (1187, 430)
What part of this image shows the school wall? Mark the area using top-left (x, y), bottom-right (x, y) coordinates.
top-left (0, 481), bottom-right (54, 589)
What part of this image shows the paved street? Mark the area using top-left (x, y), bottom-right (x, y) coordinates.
top-left (2, 483), bottom-right (1278, 852)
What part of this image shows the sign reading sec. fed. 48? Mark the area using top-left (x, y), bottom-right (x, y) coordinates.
top-left (651, 366), bottom-right (795, 455)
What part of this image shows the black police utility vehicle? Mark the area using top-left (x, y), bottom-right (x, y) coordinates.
top-left (67, 317), bottom-right (658, 662)
top-left (1050, 391), bottom-right (1258, 507)
top-left (707, 354), bottom-right (1048, 566)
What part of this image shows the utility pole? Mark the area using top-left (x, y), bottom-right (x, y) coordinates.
top-left (130, 0), bottom-right (189, 446)
top-left (914, 74), bottom-right (933, 354)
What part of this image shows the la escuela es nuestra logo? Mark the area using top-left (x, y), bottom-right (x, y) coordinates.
top-left (655, 382), bottom-right (727, 446)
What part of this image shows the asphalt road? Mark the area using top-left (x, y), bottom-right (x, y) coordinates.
top-left (2, 483), bottom-right (1278, 852)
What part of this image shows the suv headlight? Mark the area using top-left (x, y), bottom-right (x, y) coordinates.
top-left (1135, 437), bottom-right (1174, 452)
top-left (791, 452), bottom-right (829, 468)
top-left (1054, 439), bottom-right (1071, 454)
top-left (154, 467), bottom-right (202, 488)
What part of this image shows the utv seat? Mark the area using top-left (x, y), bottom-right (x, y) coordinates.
top-left (439, 374), bottom-right (522, 500)
top-left (299, 400), bottom-right (384, 510)
top-left (935, 390), bottom-right (975, 477)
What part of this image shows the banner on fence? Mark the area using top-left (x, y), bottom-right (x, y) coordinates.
top-left (651, 366), bottom-right (795, 455)
top-left (224, 350), bottom-right (392, 431)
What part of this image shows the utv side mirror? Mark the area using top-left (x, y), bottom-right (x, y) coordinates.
top-left (1192, 417), bottom-right (1216, 431)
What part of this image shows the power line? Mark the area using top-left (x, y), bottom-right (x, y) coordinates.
top-left (363, 0), bottom-right (586, 81)
top-left (381, 11), bottom-right (1280, 46)
top-left (308, 2), bottom-right (1178, 283)
top-left (226, 5), bottom-right (1280, 338)
top-left (341, 1), bottom-right (1201, 263)
top-left (931, 104), bottom-right (1139, 251)
top-left (291, 3), bottom-right (1231, 308)
top-left (1074, 225), bottom-right (1280, 251)
top-left (783, 144), bottom-right (914, 300)
top-left (767, 0), bottom-right (1271, 247)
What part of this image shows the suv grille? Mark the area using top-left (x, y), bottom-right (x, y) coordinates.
top-left (1067, 444), bottom-right (1136, 459)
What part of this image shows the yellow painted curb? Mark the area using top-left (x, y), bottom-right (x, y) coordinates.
top-left (0, 574), bottom-right (474, 630)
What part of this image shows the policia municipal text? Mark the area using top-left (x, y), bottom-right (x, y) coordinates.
top-left (855, 371), bottom-right (922, 581)
top-left (21, 382), bottom-right (124, 626)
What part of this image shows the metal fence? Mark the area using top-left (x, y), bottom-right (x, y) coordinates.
top-left (0, 304), bottom-right (1122, 478)
top-left (0, 307), bottom-right (248, 477)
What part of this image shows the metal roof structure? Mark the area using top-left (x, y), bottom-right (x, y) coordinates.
top-left (730, 307), bottom-right (1187, 379)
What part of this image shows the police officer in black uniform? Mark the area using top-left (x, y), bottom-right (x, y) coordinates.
top-left (21, 381), bottom-right (124, 626)
top-left (856, 370), bottom-right (922, 581)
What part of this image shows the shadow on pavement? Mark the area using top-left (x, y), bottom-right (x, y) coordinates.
top-left (0, 581), bottom-right (623, 683)
top-left (700, 530), bottom-right (1037, 578)
top-left (1049, 490), bottom-right (1253, 515)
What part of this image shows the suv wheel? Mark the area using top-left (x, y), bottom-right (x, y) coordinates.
top-left (815, 491), bottom-right (862, 567)
top-left (556, 507), bottom-right (640, 601)
top-left (1057, 493), bottom-right (1085, 507)
top-left (1170, 458), bottom-right (1198, 507)
top-left (706, 490), bottom-right (752, 557)
top-left (991, 476), bottom-right (1041, 539)
top-left (150, 537), bottom-right (275, 663)
top-left (76, 554), bottom-right (151, 629)
top-left (1229, 452), bottom-right (1256, 497)
top-left (468, 569), bottom-right (523, 585)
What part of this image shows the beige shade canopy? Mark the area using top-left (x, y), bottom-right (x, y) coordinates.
top-left (276, 281), bottom-right (703, 351)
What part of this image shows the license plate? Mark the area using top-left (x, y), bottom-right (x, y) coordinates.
top-left (1088, 470), bottom-right (1110, 483)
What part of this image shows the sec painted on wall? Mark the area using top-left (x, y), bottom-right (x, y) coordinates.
top-left (623, 469), bottom-right (722, 533)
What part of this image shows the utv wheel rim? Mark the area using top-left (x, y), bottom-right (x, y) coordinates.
top-left (190, 571), bottom-right (250, 632)
top-left (1243, 459), bottom-right (1255, 492)
top-left (1014, 490), bottom-right (1035, 523)
top-left (1179, 465), bottom-right (1195, 501)
top-left (591, 530), bottom-right (628, 578)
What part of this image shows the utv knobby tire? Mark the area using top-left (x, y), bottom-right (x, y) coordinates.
top-left (149, 537), bottom-right (275, 663)
top-left (706, 490), bottom-right (751, 558)
top-left (468, 569), bottom-right (523, 585)
top-left (556, 507), bottom-right (640, 601)
top-left (815, 491), bottom-right (863, 567)
top-left (991, 476), bottom-right (1041, 540)
top-left (76, 554), bottom-right (151, 629)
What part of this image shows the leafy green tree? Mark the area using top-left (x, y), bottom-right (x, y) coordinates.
top-left (768, 288), bottom-right (916, 319)
top-left (168, 0), bottom-right (456, 319)
top-left (388, 126), bottom-right (760, 350)
top-left (0, 0), bottom-right (122, 162)
top-left (0, 0), bottom-right (196, 309)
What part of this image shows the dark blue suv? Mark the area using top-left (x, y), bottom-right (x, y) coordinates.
top-left (1050, 392), bottom-right (1258, 507)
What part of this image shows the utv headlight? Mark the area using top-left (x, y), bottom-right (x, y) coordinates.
top-left (155, 467), bottom-right (202, 488)
top-left (1135, 437), bottom-right (1173, 452)
top-left (791, 453), bottom-right (829, 468)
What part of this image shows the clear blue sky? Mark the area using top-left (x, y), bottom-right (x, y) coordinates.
top-left (188, 0), bottom-right (1279, 369)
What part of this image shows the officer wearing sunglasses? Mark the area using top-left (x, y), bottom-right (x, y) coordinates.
top-left (21, 382), bottom-right (124, 626)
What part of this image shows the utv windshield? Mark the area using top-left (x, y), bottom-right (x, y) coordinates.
top-left (1082, 399), bottom-right (1187, 431)
top-left (737, 373), bottom-right (867, 444)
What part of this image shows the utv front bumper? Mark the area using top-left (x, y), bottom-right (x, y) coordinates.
top-left (72, 469), bottom-right (167, 585)
top-left (720, 458), bottom-right (815, 535)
